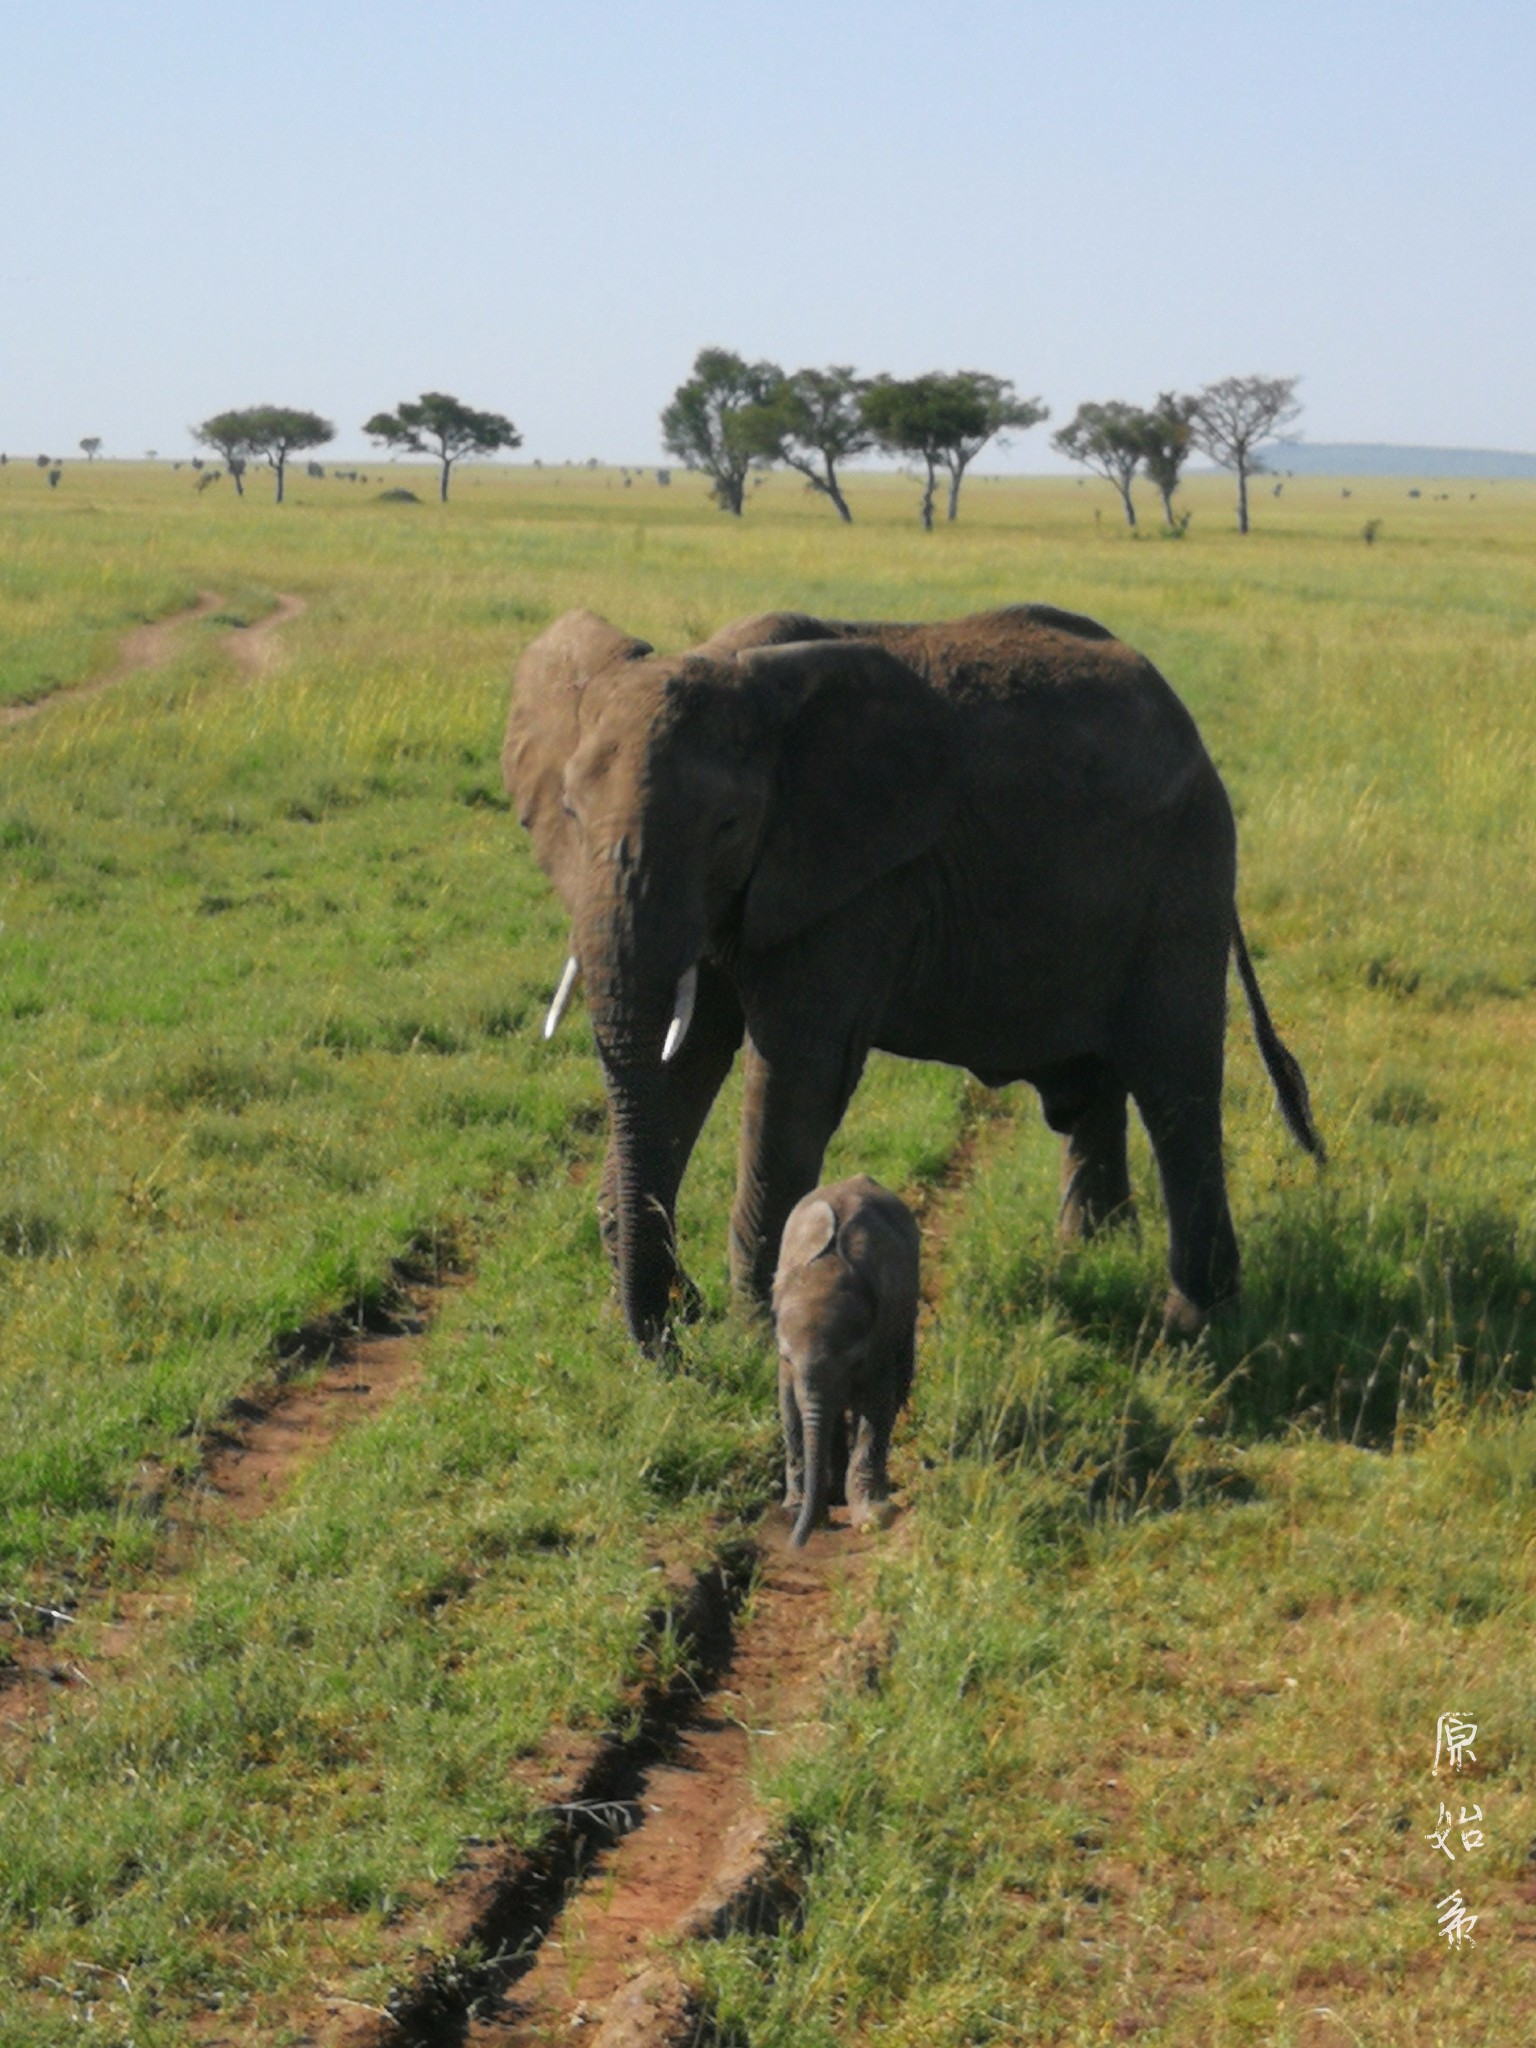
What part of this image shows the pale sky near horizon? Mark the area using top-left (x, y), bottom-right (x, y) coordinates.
top-left (3, 1), bottom-right (1533, 469)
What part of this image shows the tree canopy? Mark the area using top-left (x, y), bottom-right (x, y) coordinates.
top-left (862, 371), bottom-right (1047, 527)
top-left (660, 348), bottom-right (781, 514)
top-left (1053, 401), bottom-right (1151, 527)
top-left (1191, 374), bottom-right (1301, 533)
top-left (195, 406), bottom-right (333, 502)
top-left (363, 391), bottom-right (521, 502)
top-left (79, 437), bottom-right (102, 461)
top-left (1137, 392), bottom-right (1199, 528)
top-left (740, 366), bottom-right (872, 523)
top-left (193, 410), bottom-right (253, 495)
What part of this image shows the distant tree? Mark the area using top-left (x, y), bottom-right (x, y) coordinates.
top-left (1137, 391), bottom-right (1199, 527)
top-left (1191, 375), bottom-right (1301, 533)
top-left (660, 347), bottom-right (781, 514)
top-left (363, 392), bottom-right (521, 502)
top-left (79, 436), bottom-right (102, 461)
top-left (34, 454), bottom-right (49, 468)
top-left (247, 407), bottom-right (333, 503)
top-left (934, 371), bottom-right (1047, 521)
top-left (1053, 401), bottom-right (1149, 527)
top-left (862, 371), bottom-right (1047, 527)
top-left (196, 406), bottom-right (333, 503)
top-left (195, 410), bottom-right (255, 496)
top-left (741, 366), bottom-right (872, 523)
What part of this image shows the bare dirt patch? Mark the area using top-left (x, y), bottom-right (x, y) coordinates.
top-left (223, 590), bottom-right (308, 677)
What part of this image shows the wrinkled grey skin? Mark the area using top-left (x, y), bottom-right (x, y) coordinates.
top-left (502, 604), bottom-right (1322, 1352)
top-left (773, 1175), bottom-right (920, 1548)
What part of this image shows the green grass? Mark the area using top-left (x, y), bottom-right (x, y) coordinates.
top-left (3, 457), bottom-right (1536, 2041)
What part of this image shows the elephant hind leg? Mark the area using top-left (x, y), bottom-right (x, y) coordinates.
top-left (1037, 1057), bottom-right (1136, 1243)
top-left (1131, 1072), bottom-right (1239, 1333)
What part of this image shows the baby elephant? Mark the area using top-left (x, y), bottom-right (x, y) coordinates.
top-left (772, 1175), bottom-right (921, 1548)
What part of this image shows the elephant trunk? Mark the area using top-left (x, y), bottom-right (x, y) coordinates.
top-left (583, 926), bottom-right (699, 1350)
top-left (792, 1391), bottom-right (832, 1548)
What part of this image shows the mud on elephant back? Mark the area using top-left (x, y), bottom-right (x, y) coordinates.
top-left (502, 602), bottom-right (1324, 1351)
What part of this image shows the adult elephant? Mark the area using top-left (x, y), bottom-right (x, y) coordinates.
top-left (502, 604), bottom-right (1322, 1350)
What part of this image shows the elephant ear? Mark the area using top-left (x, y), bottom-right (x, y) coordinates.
top-left (502, 610), bottom-right (652, 910)
top-left (738, 640), bottom-right (956, 954)
top-left (776, 1197), bottom-right (838, 1287)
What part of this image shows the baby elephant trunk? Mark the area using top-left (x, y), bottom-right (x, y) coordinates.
top-left (791, 1394), bottom-right (831, 1550)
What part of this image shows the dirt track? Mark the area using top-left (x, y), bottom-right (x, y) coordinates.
top-left (0, 583), bottom-right (937, 2043)
top-left (0, 587), bottom-right (306, 727)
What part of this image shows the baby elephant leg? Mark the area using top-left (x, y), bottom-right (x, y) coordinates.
top-left (778, 1359), bottom-right (805, 1513)
top-left (845, 1383), bottom-right (902, 1528)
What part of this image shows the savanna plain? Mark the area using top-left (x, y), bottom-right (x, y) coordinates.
top-left (1, 458), bottom-right (1535, 2046)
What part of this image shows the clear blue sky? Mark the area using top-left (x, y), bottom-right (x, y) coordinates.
top-left (3, 0), bottom-right (1533, 467)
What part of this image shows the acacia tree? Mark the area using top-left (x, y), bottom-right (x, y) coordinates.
top-left (863, 371), bottom-right (1047, 528)
top-left (1053, 401), bottom-right (1150, 527)
top-left (79, 437), bottom-right (102, 461)
top-left (195, 406), bottom-right (332, 502)
top-left (1191, 374), bottom-right (1301, 533)
top-left (859, 375), bottom-right (949, 530)
top-left (247, 407), bottom-right (334, 503)
top-left (363, 391), bottom-right (521, 502)
top-left (934, 371), bottom-right (1047, 521)
top-left (1138, 391), bottom-right (1199, 526)
top-left (740, 365), bottom-right (871, 522)
top-left (660, 347), bottom-right (781, 514)
top-left (194, 410), bottom-right (253, 495)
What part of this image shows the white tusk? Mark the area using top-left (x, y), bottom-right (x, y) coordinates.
top-left (543, 955), bottom-right (580, 1040)
top-left (661, 965), bottom-right (698, 1063)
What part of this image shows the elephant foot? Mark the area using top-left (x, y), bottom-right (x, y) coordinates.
top-left (850, 1497), bottom-right (898, 1532)
top-left (1161, 1289), bottom-right (1212, 1342)
top-left (1059, 1192), bottom-right (1139, 1246)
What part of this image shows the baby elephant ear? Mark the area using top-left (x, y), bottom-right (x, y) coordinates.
top-left (778, 1197), bottom-right (838, 1277)
top-left (739, 640), bottom-right (956, 954)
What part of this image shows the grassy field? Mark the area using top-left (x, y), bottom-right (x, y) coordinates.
top-left (2, 455), bottom-right (1535, 2044)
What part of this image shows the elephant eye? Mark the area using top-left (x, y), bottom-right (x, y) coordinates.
top-left (714, 814), bottom-right (740, 838)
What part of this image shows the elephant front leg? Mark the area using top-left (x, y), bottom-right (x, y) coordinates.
top-left (730, 1036), bottom-right (868, 1314)
top-left (846, 1335), bottom-right (911, 1528)
top-left (845, 1399), bottom-right (898, 1530)
top-left (597, 963), bottom-right (743, 1309)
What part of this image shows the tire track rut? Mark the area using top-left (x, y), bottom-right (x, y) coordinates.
top-left (0, 1273), bottom-right (448, 1750)
top-left (0, 587), bottom-right (305, 727)
top-left (333, 1102), bottom-right (1019, 2048)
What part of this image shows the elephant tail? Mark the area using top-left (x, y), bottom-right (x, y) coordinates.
top-left (1233, 915), bottom-right (1327, 1164)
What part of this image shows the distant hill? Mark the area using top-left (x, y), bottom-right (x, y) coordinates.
top-left (1256, 441), bottom-right (1536, 479)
